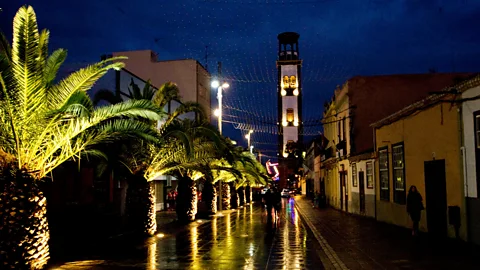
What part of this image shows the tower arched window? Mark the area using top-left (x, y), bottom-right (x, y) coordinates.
top-left (283, 76), bottom-right (289, 88)
top-left (286, 108), bottom-right (294, 123)
top-left (289, 76), bottom-right (296, 88)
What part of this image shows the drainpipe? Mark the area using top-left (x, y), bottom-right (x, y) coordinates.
top-left (373, 126), bottom-right (377, 220)
top-left (458, 104), bottom-right (470, 242)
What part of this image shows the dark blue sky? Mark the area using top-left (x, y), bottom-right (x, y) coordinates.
top-left (1, 0), bottom-right (479, 160)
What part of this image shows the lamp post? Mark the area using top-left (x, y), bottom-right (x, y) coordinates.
top-left (212, 79), bottom-right (229, 212)
top-left (245, 130), bottom-right (253, 154)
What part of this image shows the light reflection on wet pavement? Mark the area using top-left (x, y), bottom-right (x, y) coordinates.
top-left (51, 198), bottom-right (324, 269)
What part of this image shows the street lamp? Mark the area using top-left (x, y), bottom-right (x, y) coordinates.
top-left (212, 80), bottom-right (229, 134)
top-left (212, 79), bottom-right (229, 211)
top-left (245, 130), bottom-right (253, 153)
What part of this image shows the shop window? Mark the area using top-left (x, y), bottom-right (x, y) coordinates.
top-left (366, 161), bottom-right (374, 188)
top-left (392, 143), bottom-right (406, 204)
top-left (352, 163), bottom-right (357, 187)
top-left (379, 147), bottom-right (389, 201)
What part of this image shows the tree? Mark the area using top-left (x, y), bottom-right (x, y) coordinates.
top-left (0, 6), bottom-right (162, 269)
top-left (144, 119), bottom-right (228, 222)
top-left (94, 77), bottom-right (207, 235)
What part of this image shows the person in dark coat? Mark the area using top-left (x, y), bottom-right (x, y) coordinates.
top-left (407, 185), bottom-right (424, 236)
top-left (272, 188), bottom-right (281, 219)
top-left (264, 189), bottom-right (274, 219)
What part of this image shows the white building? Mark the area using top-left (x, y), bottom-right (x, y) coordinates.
top-left (348, 156), bottom-right (376, 217)
top-left (460, 75), bottom-right (480, 245)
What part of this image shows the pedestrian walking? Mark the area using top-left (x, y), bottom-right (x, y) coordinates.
top-left (407, 185), bottom-right (424, 236)
top-left (264, 189), bottom-right (274, 219)
top-left (273, 188), bottom-right (281, 219)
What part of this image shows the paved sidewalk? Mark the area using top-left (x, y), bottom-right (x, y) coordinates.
top-left (295, 195), bottom-right (480, 270)
top-left (51, 202), bottom-right (325, 269)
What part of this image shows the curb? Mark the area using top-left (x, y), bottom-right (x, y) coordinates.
top-left (294, 202), bottom-right (350, 270)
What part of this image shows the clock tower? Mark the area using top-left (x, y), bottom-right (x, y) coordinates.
top-left (277, 32), bottom-right (303, 188)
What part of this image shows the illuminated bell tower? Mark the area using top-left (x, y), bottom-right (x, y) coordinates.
top-left (277, 32), bottom-right (302, 188)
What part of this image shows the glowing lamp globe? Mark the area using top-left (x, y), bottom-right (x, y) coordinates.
top-left (211, 80), bottom-right (220, 88)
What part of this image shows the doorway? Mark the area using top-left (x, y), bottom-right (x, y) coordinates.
top-left (359, 171), bottom-right (365, 213)
top-left (424, 159), bottom-right (447, 238)
top-left (339, 170), bottom-right (348, 212)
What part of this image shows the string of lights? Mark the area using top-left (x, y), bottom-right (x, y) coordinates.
top-left (96, 0), bottom-right (394, 153)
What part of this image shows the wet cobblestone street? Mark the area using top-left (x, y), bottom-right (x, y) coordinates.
top-left (52, 198), bottom-right (324, 269)
top-left (50, 196), bottom-right (480, 270)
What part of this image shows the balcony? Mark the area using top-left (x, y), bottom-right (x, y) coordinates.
top-left (320, 147), bottom-right (334, 162)
top-left (336, 140), bottom-right (347, 157)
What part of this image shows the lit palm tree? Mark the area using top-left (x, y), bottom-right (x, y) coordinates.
top-left (144, 119), bottom-right (231, 222)
top-left (94, 78), bottom-right (206, 235)
top-left (0, 6), bottom-right (162, 269)
top-left (197, 145), bottom-right (269, 214)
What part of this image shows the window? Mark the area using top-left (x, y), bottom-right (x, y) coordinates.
top-left (338, 119), bottom-right (342, 141)
top-left (286, 108), bottom-right (294, 123)
top-left (379, 147), bottom-right (389, 201)
top-left (352, 163), bottom-right (357, 187)
top-left (366, 161), bottom-right (374, 189)
top-left (342, 118), bottom-right (346, 142)
top-left (283, 76), bottom-right (289, 88)
top-left (475, 112), bottom-right (480, 195)
top-left (289, 75), bottom-right (296, 88)
top-left (392, 144), bottom-right (406, 204)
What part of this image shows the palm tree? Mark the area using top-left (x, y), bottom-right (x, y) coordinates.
top-left (0, 6), bottom-right (162, 269)
top-left (94, 78), bottom-right (206, 235)
top-left (144, 119), bottom-right (230, 222)
top-left (201, 147), bottom-right (269, 213)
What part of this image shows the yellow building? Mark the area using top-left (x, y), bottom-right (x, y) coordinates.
top-left (321, 84), bottom-right (351, 211)
top-left (372, 93), bottom-right (466, 240)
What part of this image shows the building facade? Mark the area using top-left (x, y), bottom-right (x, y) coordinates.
top-left (459, 75), bottom-right (480, 244)
top-left (321, 73), bottom-right (472, 217)
top-left (111, 50), bottom-right (211, 119)
top-left (276, 32), bottom-right (303, 188)
top-left (371, 78), bottom-right (480, 240)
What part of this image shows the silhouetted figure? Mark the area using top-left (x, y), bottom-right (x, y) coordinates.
top-left (264, 189), bottom-right (274, 220)
top-left (407, 185), bottom-right (424, 236)
top-left (272, 188), bottom-right (281, 219)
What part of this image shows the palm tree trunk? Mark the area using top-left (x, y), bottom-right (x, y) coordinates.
top-left (126, 174), bottom-right (157, 236)
top-left (176, 177), bottom-right (197, 222)
top-left (221, 182), bottom-right (230, 210)
top-left (238, 187), bottom-right (245, 206)
top-left (230, 182), bottom-right (238, 209)
top-left (0, 169), bottom-right (50, 270)
top-left (202, 181), bottom-right (216, 215)
top-left (246, 185), bottom-right (252, 204)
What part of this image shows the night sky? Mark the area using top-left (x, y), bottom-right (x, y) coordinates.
top-left (1, 0), bottom-right (479, 161)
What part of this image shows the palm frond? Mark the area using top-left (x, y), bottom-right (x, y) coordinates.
top-left (52, 90), bottom-right (94, 118)
top-left (92, 99), bottom-right (163, 121)
top-left (47, 56), bottom-right (126, 111)
top-left (142, 80), bottom-right (156, 100)
top-left (44, 48), bottom-right (67, 88)
top-left (152, 82), bottom-right (180, 108)
top-left (165, 101), bottom-right (206, 126)
top-left (11, 5), bottom-right (44, 125)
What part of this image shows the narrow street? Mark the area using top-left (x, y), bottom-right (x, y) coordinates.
top-left (51, 198), bottom-right (324, 269)
top-left (51, 197), bottom-right (480, 270)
